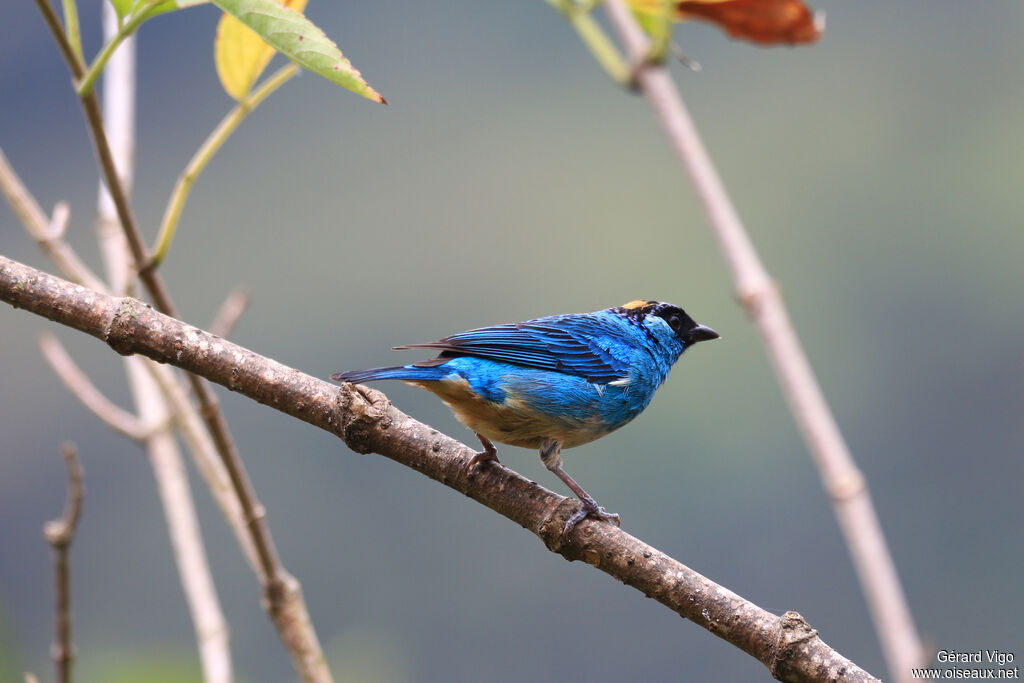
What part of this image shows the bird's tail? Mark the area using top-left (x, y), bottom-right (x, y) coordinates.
top-left (330, 364), bottom-right (449, 384)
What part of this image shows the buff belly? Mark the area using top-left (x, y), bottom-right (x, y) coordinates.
top-left (406, 376), bottom-right (617, 450)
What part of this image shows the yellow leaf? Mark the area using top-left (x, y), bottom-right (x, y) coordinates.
top-left (215, 0), bottom-right (308, 100)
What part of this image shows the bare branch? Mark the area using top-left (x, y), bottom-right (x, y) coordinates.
top-left (599, 2), bottom-right (924, 679)
top-left (43, 442), bottom-right (84, 683)
top-left (94, 8), bottom-right (232, 681)
top-left (33, 2), bottom-right (330, 676)
top-left (95, 0), bottom-right (135, 298)
top-left (39, 333), bottom-right (149, 441)
top-left (143, 359), bottom-right (261, 572)
top-left (2, 255), bottom-right (881, 683)
top-left (32, 0), bottom-right (166, 305)
top-left (128, 357), bottom-right (234, 683)
top-left (209, 287), bottom-right (251, 339)
top-left (0, 146), bottom-right (108, 293)
top-left (50, 201), bottom-right (70, 239)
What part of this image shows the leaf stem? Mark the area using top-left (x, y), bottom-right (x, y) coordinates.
top-left (60, 0), bottom-right (84, 65)
top-left (150, 63), bottom-right (298, 269)
top-left (76, 0), bottom-right (163, 96)
top-left (548, 0), bottom-right (631, 84)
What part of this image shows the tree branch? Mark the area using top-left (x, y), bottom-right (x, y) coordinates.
top-left (130, 355), bottom-right (234, 683)
top-left (38, 333), bottom-right (150, 440)
top-left (91, 9), bottom-right (233, 680)
top-left (598, 2), bottom-right (924, 680)
top-left (33, 4), bottom-right (330, 677)
top-left (1, 254), bottom-right (880, 683)
top-left (0, 146), bottom-right (108, 294)
top-left (141, 359), bottom-right (262, 571)
top-left (151, 64), bottom-right (298, 269)
top-left (209, 287), bottom-right (251, 339)
top-left (43, 442), bottom-right (84, 683)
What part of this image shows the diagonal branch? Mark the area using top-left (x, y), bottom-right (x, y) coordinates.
top-left (38, 334), bottom-right (149, 440)
top-left (209, 287), bottom-right (251, 339)
top-left (598, 2), bottom-right (924, 680)
top-left (36, 0), bottom-right (274, 582)
top-left (32, 4), bottom-right (328, 678)
top-left (129, 355), bottom-right (235, 683)
top-left (1, 254), bottom-right (881, 683)
top-left (142, 358), bottom-right (261, 571)
top-left (0, 147), bottom-right (107, 293)
top-left (91, 11), bottom-right (233, 679)
top-left (43, 442), bottom-right (85, 683)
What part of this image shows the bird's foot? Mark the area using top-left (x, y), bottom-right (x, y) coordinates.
top-left (467, 450), bottom-right (498, 470)
top-left (561, 496), bottom-right (621, 542)
top-left (466, 433), bottom-right (499, 473)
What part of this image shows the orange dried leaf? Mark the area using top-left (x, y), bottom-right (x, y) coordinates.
top-left (632, 0), bottom-right (823, 46)
top-left (678, 0), bottom-right (822, 45)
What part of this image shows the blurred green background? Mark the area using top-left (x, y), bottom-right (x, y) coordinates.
top-left (2, 1), bottom-right (1022, 681)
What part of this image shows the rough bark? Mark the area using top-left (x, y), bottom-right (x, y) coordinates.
top-left (1, 254), bottom-right (879, 683)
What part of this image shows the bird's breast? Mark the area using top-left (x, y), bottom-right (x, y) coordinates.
top-left (408, 366), bottom-right (646, 450)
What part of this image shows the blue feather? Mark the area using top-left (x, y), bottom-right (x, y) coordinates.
top-left (394, 311), bottom-right (654, 383)
top-left (330, 365), bottom-right (449, 384)
top-left (333, 302), bottom-right (717, 449)
top-left (332, 301), bottom-right (718, 535)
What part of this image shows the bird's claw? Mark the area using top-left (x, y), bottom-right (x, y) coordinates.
top-left (465, 433), bottom-right (500, 475)
top-left (466, 449), bottom-right (498, 471)
top-left (560, 499), bottom-right (621, 541)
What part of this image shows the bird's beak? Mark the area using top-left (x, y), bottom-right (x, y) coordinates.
top-left (686, 324), bottom-right (720, 344)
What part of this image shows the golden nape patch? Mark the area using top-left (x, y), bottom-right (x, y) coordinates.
top-left (621, 300), bottom-right (651, 310)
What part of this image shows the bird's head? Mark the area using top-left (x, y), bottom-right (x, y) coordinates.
top-left (613, 300), bottom-right (720, 348)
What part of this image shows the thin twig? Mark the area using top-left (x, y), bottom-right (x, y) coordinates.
top-left (0, 146), bottom-right (108, 293)
top-left (130, 356), bottom-right (235, 683)
top-left (43, 442), bottom-right (84, 683)
top-left (95, 0), bottom-right (136, 297)
top-left (34, 0), bottom-right (79, 77)
top-left (76, 9), bottom-right (144, 97)
top-left (32, 0), bottom-right (178, 311)
top-left (94, 8), bottom-right (233, 681)
top-left (60, 0), bottom-right (84, 65)
top-left (33, 5), bottom-right (329, 678)
top-left (599, 2), bottom-right (925, 680)
top-left (0, 255), bottom-right (882, 683)
top-left (151, 64), bottom-right (298, 268)
top-left (143, 358), bottom-right (262, 572)
top-left (39, 334), bottom-right (149, 440)
top-left (209, 287), bottom-right (252, 339)
top-left (50, 201), bottom-right (71, 238)
top-left (546, 0), bottom-right (631, 84)
top-left (38, 0), bottom-right (276, 575)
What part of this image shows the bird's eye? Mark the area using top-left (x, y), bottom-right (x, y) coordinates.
top-left (667, 314), bottom-right (682, 332)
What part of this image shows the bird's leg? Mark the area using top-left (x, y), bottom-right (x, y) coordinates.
top-left (539, 439), bottom-right (621, 539)
top-left (467, 433), bottom-right (499, 471)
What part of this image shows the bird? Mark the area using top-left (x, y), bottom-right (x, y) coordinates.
top-left (331, 300), bottom-right (719, 538)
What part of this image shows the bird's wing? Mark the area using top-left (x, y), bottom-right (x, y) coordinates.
top-left (396, 314), bottom-right (636, 383)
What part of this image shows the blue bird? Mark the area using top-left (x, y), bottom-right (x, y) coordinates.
top-left (331, 300), bottom-right (719, 537)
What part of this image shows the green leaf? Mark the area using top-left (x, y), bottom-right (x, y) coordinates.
top-left (110, 0), bottom-right (208, 21)
top-left (215, 0), bottom-right (306, 100)
top-left (110, 0), bottom-right (134, 19)
top-left (210, 0), bottom-right (386, 103)
top-left (140, 0), bottom-right (211, 19)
